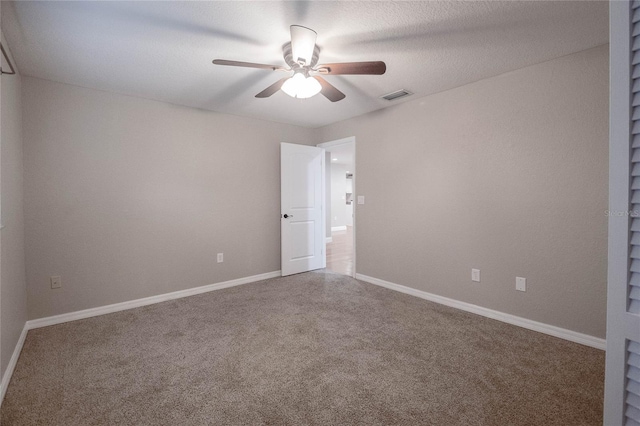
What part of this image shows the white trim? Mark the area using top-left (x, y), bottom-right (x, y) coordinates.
top-left (26, 271), bottom-right (281, 330)
top-left (355, 273), bottom-right (606, 350)
top-left (325, 237), bottom-right (333, 243)
top-left (321, 149), bottom-right (327, 269)
top-left (0, 325), bottom-right (28, 405)
top-left (331, 226), bottom-right (347, 232)
top-left (316, 136), bottom-right (355, 149)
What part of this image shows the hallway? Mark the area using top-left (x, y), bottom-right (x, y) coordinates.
top-left (326, 226), bottom-right (353, 276)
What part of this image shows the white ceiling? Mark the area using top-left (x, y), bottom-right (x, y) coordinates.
top-left (2, 1), bottom-right (608, 128)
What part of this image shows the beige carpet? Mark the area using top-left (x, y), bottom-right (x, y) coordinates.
top-left (1, 271), bottom-right (604, 425)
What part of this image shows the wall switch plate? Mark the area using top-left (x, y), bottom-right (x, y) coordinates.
top-left (357, 196), bottom-right (365, 205)
top-left (50, 276), bottom-right (62, 289)
top-left (217, 253), bottom-right (223, 263)
top-left (471, 269), bottom-right (480, 282)
top-left (516, 277), bottom-right (526, 292)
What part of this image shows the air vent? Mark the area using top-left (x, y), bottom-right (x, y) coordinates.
top-left (381, 89), bottom-right (413, 101)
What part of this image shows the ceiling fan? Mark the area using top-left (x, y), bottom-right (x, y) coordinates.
top-left (212, 25), bottom-right (386, 102)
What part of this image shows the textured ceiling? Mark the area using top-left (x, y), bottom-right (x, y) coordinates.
top-left (2, 1), bottom-right (608, 128)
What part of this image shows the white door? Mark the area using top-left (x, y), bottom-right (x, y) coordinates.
top-left (281, 143), bottom-right (325, 276)
top-left (605, 2), bottom-right (640, 424)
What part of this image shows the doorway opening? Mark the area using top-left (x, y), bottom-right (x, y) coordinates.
top-left (317, 137), bottom-right (355, 277)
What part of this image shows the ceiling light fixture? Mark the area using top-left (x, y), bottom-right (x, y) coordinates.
top-left (213, 25), bottom-right (386, 102)
top-left (281, 71), bottom-right (321, 99)
top-left (332, 158), bottom-right (338, 161)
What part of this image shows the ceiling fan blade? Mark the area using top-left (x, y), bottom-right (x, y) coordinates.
top-left (314, 76), bottom-right (346, 102)
top-left (290, 25), bottom-right (317, 65)
top-left (213, 59), bottom-right (287, 72)
top-left (315, 61), bottom-right (386, 75)
top-left (255, 77), bottom-right (290, 98)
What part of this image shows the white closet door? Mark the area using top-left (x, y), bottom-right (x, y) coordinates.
top-left (605, 2), bottom-right (640, 425)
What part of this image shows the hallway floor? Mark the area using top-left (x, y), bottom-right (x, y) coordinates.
top-left (326, 226), bottom-right (353, 276)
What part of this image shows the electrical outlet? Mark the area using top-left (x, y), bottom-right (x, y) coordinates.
top-left (357, 196), bottom-right (365, 205)
top-left (471, 269), bottom-right (480, 282)
top-left (516, 277), bottom-right (526, 292)
top-left (217, 253), bottom-right (223, 263)
top-left (50, 276), bottom-right (62, 289)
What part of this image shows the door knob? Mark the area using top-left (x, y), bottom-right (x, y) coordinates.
top-left (283, 214), bottom-right (293, 218)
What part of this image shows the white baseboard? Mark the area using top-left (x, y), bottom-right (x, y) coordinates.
top-left (26, 270), bottom-right (281, 330)
top-left (331, 226), bottom-right (347, 232)
top-left (1, 325), bottom-right (28, 405)
top-left (355, 273), bottom-right (606, 350)
top-left (325, 237), bottom-right (333, 243)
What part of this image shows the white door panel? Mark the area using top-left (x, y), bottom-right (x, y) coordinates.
top-left (281, 143), bottom-right (325, 276)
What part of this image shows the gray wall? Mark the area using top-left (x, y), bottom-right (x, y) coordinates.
top-left (314, 45), bottom-right (609, 338)
top-left (1, 35), bottom-right (26, 378)
top-left (18, 45), bottom-right (609, 340)
top-left (22, 77), bottom-right (314, 319)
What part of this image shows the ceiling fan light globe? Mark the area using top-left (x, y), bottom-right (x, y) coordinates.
top-left (298, 76), bottom-right (321, 99)
top-left (281, 73), bottom-right (321, 99)
top-left (281, 73), bottom-right (304, 97)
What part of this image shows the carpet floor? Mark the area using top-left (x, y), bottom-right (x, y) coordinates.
top-left (1, 271), bottom-right (604, 425)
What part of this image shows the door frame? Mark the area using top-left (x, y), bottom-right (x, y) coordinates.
top-left (317, 136), bottom-right (356, 278)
